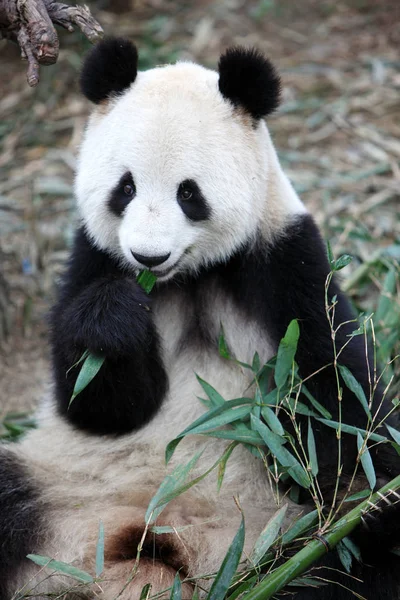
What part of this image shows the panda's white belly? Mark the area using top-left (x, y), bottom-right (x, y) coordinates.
top-left (12, 295), bottom-right (300, 598)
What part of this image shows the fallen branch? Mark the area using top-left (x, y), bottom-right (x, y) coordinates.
top-left (0, 0), bottom-right (103, 86)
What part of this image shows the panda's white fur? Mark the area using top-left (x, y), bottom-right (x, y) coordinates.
top-left (1, 39), bottom-right (399, 600)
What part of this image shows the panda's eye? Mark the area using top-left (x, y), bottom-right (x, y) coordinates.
top-left (177, 179), bottom-right (211, 222)
top-left (181, 187), bottom-right (193, 201)
top-left (108, 171), bottom-right (136, 217)
top-left (123, 183), bottom-right (135, 197)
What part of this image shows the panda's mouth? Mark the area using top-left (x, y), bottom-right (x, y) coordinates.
top-left (150, 258), bottom-right (181, 280)
top-left (150, 247), bottom-right (192, 280)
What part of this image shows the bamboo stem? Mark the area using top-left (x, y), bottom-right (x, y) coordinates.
top-left (243, 474), bottom-right (400, 600)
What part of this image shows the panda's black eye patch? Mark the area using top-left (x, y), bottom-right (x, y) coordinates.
top-left (177, 180), bottom-right (211, 222)
top-left (109, 172), bottom-right (136, 216)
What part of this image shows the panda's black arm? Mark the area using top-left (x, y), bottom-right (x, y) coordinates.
top-left (50, 227), bottom-right (168, 435)
top-left (224, 213), bottom-right (399, 479)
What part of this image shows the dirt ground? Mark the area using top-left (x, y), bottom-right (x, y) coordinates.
top-left (0, 0), bottom-right (399, 419)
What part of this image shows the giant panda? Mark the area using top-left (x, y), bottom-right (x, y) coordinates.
top-left (0, 38), bottom-right (399, 600)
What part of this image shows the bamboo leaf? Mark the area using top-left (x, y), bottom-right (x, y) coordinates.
top-left (281, 510), bottom-right (319, 545)
top-left (196, 375), bottom-right (226, 408)
top-left (165, 398), bottom-right (253, 463)
top-left (206, 517), bottom-right (245, 600)
top-left (332, 254), bottom-right (352, 271)
top-left (250, 505), bottom-right (287, 565)
top-left (169, 573), bottom-right (182, 600)
top-left (146, 452), bottom-right (203, 523)
top-left (218, 325), bottom-right (231, 360)
top-left (95, 520), bottom-right (104, 577)
top-left (251, 416), bottom-right (310, 488)
top-left (274, 320), bottom-right (299, 388)
top-left (386, 424), bottom-right (400, 445)
top-left (137, 270), bottom-right (157, 294)
top-left (27, 555), bottom-right (93, 583)
top-left (375, 268), bottom-right (396, 323)
top-left (69, 353), bottom-right (105, 406)
top-left (344, 489), bottom-right (371, 503)
top-left (261, 405), bottom-right (285, 436)
top-left (338, 365), bottom-right (370, 417)
top-left (301, 386), bottom-right (332, 419)
top-left (217, 442), bottom-right (238, 492)
top-left (307, 419), bottom-right (319, 476)
top-left (203, 429), bottom-right (263, 446)
top-left (342, 536), bottom-right (362, 562)
top-left (226, 575), bottom-right (258, 599)
top-left (316, 418), bottom-right (387, 442)
top-left (252, 352), bottom-right (261, 373)
top-left (357, 432), bottom-right (376, 490)
top-left (337, 540), bottom-right (352, 573)
top-left (139, 584), bottom-right (152, 599)
top-left (179, 405), bottom-right (252, 437)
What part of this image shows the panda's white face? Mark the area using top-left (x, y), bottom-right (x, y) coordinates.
top-left (75, 62), bottom-right (272, 279)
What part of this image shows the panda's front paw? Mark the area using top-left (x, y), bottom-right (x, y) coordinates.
top-left (62, 277), bottom-right (153, 356)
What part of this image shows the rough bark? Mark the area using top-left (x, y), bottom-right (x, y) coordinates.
top-left (0, 0), bottom-right (103, 86)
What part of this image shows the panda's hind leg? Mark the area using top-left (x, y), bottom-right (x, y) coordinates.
top-left (0, 447), bottom-right (45, 600)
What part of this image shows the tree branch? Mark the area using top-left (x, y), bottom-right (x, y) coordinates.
top-left (0, 0), bottom-right (103, 86)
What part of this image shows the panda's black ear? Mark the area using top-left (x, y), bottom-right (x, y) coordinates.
top-left (80, 37), bottom-right (138, 104)
top-left (218, 47), bottom-right (281, 119)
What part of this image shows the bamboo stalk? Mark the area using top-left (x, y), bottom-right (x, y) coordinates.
top-left (243, 474), bottom-right (400, 600)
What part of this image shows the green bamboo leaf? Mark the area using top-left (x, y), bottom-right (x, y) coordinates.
top-left (342, 536), bottom-right (362, 562)
top-left (165, 398), bottom-right (253, 463)
top-left (250, 505), bottom-right (287, 565)
top-left (337, 540), bottom-right (352, 573)
top-left (286, 398), bottom-right (319, 418)
top-left (281, 510), bottom-right (319, 545)
top-left (261, 405), bottom-right (285, 436)
top-left (252, 352), bottom-right (261, 373)
top-left (344, 489), bottom-right (371, 503)
top-left (169, 573), bottom-right (182, 600)
top-left (139, 584), bottom-right (152, 599)
top-left (95, 520), bottom-right (104, 577)
top-left (301, 386), bottom-right (332, 419)
top-left (332, 254), bottom-right (352, 271)
top-left (206, 517), bottom-right (245, 600)
top-left (327, 241), bottom-right (334, 266)
top-left (203, 429), bottom-right (264, 446)
top-left (218, 325), bottom-right (231, 360)
top-left (27, 555), bottom-right (93, 583)
top-left (375, 268), bottom-right (396, 323)
top-left (316, 418), bottom-right (387, 442)
top-left (338, 364), bottom-right (370, 417)
top-left (69, 353), bottom-right (105, 406)
top-left (180, 405), bottom-right (252, 437)
top-left (386, 424), bottom-right (400, 445)
top-left (274, 320), bottom-right (300, 388)
top-left (146, 451), bottom-right (203, 523)
top-left (217, 442), bottom-right (238, 492)
top-left (307, 418), bottom-right (319, 476)
top-left (192, 587), bottom-right (200, 600)
top-left (66, 349), bottom-right (89, 376)
top-left (226, 575), bottom-right (258, 600)
top-left (357, 432), bottom-right (376, 490)
top-left (137, 270), bottom-right (157, 294)
top-left (196, 375), bottom-right (226, 408)
top-left (250, 416), bottom-right (310, 488)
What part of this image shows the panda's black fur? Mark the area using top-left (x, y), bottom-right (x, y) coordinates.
top-left (0, 38), bottom-right (399, 600)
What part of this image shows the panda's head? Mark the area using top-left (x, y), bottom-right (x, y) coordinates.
top-left (76, 38), bottom-right (283, 280)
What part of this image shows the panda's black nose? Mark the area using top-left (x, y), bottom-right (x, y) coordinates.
top-left (131, 252), bottom-right (171, 268)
